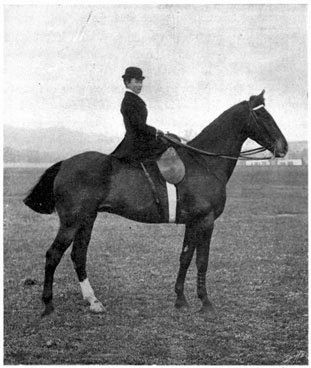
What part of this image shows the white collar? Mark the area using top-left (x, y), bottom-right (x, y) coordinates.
top-left (125, 88), bottom-right (139, 97)
top-left (126, 88), bottom-right (139, 96)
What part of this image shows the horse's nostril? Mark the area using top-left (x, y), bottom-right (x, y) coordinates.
top-left (275, 139), bottom-right (288, 157)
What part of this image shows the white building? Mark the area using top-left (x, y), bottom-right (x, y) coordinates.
top-left (244, 158), bottom-right (303, 166)
top-left (277, 159), bottom-right (303, 166)
top-left (245, 160), bottom-right (270, 166)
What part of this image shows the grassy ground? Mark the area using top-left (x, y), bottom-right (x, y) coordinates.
top-left (3, 165), bottom-right (308, 364)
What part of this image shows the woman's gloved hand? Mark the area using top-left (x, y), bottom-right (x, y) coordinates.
top-left (156, 129), bottom-right (165, 139)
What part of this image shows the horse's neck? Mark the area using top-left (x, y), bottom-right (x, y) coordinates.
top-left (189, 103), bottom-right (248, 182)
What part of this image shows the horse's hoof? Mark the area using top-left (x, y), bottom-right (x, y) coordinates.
top-left (174, 296), bottom-right (189, 310)
top-left (90, 300), bottom-right (106, 313)
top-left (41, 304), bottom-right (54, 317)
top-left (197, 303), bottom-right (217, 319)
top-left (198, 305), bottom-right (215, 314)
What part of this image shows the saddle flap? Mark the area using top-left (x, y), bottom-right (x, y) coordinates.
top-left (156, 147), bottom-right (185, 184)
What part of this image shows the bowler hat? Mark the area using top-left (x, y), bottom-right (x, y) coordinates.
top-left (122, 67), bottom-right (145, 80)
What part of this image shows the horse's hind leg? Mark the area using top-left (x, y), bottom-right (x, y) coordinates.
top-left (42, 224), bottom-right (78, 316)
top-left (71, 214), bottom-right (105, 313)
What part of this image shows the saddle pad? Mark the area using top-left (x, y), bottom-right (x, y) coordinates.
top-left (156, 147), bottom-right (185, 184)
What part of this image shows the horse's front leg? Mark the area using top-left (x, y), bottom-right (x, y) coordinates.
top-left (174, 222), bottom-right (196, 309)
top-left (195, 212), bottom-right (216, 316)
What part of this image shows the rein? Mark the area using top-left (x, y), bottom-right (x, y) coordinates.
top-left (163, 105), bottom-right (275, 161)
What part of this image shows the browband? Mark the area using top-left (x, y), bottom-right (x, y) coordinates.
top-left (252, 104), bottom-right (264, 111)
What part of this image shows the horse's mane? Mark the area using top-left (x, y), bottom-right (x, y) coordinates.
top-left (188, 100), bottom-right (248, 146)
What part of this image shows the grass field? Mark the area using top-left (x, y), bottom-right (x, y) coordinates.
top-left (3, 165), bottom-right (308, 364)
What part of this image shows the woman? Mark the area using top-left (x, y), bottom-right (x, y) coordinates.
top-left (111, 67), bottom-right (167, 161)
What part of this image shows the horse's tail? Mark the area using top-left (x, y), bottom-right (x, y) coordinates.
top-left (23, 161), bottom-right (63, 214)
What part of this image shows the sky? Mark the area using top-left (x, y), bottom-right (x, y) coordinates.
top-left (3, 4), bottom-right (308, 141)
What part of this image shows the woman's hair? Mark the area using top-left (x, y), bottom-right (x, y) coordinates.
top-left (122, 77), bottom-right (131, 87)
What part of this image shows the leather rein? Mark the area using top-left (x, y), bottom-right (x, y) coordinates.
top-left (163, 105), bottom-right (275, 161)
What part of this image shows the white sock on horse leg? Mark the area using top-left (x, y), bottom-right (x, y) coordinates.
top-left (80, 278), bottom-right (97, 304)
top-left (79, 278), bottom-right (105, 313)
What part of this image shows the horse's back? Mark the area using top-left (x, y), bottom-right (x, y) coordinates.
top-left (54, 151), bottom-right (112, 212)
top-left (61, 151), bottom-right (109, 170)
top-left (54, 151), bottom-right (161, 221)
top-left (57, 151), bottom-right (110, 179)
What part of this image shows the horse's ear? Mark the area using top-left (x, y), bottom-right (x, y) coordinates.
top-left (249, 90), bottom-right (266, 109)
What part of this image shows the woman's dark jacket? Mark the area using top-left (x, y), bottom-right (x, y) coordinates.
top-left (111, 91), bottom-right (167, 161)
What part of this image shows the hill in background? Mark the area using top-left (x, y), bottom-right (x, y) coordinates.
top-left (3, 125), bottom-right (308, 164)
top-left (4, 125), bottom-right (120, 163)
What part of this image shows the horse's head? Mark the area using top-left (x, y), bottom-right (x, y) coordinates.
top-left (246, 90), bottom-right (288, 158)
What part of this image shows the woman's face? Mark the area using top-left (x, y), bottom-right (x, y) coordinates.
top-left (126, 78), bottom-right (143, 94)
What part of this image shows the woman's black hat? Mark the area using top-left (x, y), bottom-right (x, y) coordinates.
top-left (122, 67), bottom-right (145, 80)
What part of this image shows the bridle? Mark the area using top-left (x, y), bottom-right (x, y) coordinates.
top-left (245, 103), bottom-right (276, 159)
top-left (163, 104), bottom-right (275, 161)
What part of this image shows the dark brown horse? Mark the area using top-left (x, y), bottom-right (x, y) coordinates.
top-left (24, 91), bottom-right (288, 317)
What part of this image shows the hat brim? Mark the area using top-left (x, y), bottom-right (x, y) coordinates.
top-left (122, 74), bottom-right (145, 80)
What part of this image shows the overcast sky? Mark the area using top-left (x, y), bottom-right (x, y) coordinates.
top-left (3, 4), bottom-right (308, 141)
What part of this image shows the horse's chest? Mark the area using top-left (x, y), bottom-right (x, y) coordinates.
top-left (175, 178), bottom-right (225, 222)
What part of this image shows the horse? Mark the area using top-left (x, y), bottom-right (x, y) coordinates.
top-left (23, 90), bottom-right (288, 317)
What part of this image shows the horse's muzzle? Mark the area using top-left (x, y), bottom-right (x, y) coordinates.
top-left (274, 138), bottom-right (288, 158)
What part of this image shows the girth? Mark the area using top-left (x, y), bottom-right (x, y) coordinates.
top-left (140, 146), bottom-right (185, 222)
